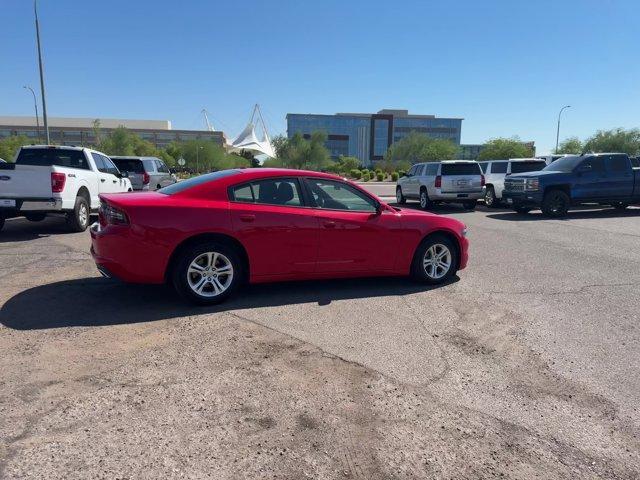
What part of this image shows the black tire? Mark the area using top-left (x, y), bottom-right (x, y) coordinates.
top-left (514, 206), bottom-right (532, 214)
top-left (484, 186), bottom-right (499, 208)
top-left (172, 242), bottom-right (242, 305)
top-left (156, 184), bottom-right (161, 191)
top-left (613, 202), bottom-right (629, 210)
top-left (396, 186), bottom-right (406, 204)
top-left (66, 195), bottom-right (90, 232)
top-left (462, 200), bottom-right (477, 210)
top-left (25, 213), bottom-right (46, 222)
top-left (419, 188), bottom-right (431, 210)
top-left (541, 190), bottom-right (570, 217)
top-left (411, 234), bottom-right (458, 285)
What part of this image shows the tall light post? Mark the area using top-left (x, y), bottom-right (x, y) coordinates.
top-left (23, 85), bottom-right (41, 143)
top-left (34, 0), bottom-right (50, 144)
top-left (555, 105), bottom-right (571, 153)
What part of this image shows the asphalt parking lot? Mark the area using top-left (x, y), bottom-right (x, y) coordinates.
top-left (1, 200), bottom-right (639, 479)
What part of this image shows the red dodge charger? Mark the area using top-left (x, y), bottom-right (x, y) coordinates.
top-left (90, 168), bottom-right (469, 304)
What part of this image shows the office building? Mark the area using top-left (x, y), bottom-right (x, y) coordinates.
top-left (0, 116), bottom-right (226, 150)
top-left (287, 109), bottom-right (462, 167)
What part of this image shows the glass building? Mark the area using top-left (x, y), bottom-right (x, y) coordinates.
top-left (287, 109), bottom-right (462, 167)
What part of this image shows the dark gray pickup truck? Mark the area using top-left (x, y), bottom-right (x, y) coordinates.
top-left (502, 153), bottom-right (640, 217)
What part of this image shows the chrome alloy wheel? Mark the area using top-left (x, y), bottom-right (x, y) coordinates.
top-left (420, 190), bottom-right (428, 209)
top-left (186, 252), bottom-right (234, 297)
top-left (79, 203), bottom-right (88, 227)
top-left (423, 243), bottom-right (452, 279)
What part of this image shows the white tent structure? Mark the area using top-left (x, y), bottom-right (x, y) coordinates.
top-left (228, 104), bottom-right (276, 158)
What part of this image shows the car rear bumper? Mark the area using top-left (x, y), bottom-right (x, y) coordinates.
top-left (502, 191), bottom-right (543, 207)
top-left (431, 189), bottom-right (485, 201)
top-left (90, 222), bottom-right (167, 284)
top-left (0, 197), bottom-right (63, 217)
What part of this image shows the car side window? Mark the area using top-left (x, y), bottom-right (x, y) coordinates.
top-left (580, 156), bottom-right (605, 172)
top-left (156, 160), bottom-right (169, 173)
top-left (607, 155), bottom-right (629, 172)
top-left (143, 159), bottom-right (156, 173)
top-left (92, 153), bottom-right (105, 171)
top-left (230, 178), bottom-right (303, 207)
top-left (305, 178), bottom-right (377, 212)
top-left (491, 161), bottom-right (508, 174)
top-left (408, 165), bottom-right (417, 176)
top-left (101, 155), bottom-right (120, 176)
top-left (426, 163), bottom-right (439, 175)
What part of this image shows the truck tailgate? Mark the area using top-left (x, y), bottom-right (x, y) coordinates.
top-left (0, 165), bottom-right (52, 198)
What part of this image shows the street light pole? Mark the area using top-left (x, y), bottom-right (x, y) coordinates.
top-left (23, 85), bottom-right (41, 143)
top-left (34, 0), bottom-right (50, 144)
top-left (555, 105), bottom-right (571, 153)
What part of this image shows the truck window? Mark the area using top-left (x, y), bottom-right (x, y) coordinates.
top-left (580, 157), bottom-right (605, 172)
top-left (441, 163), bottom-right (481, 175)
top-left (490, 162), bottom-right (508, 174)
top-left (510, 161), bottom-right (546, 174)
top-left (155, 160), bottom-right (169, 173)
top-left (426, 163), bottom-right (439, 175)
top-left (607, 155), bottom-right (630, 172)
top-left (16, 148), bottom-right (89, 170)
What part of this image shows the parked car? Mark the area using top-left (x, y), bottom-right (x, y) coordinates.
top-left (111, 156), bottom-right (176, 191)
top-left (91, 169), bottom-right (469, 304)
top-left (502, 153), bottom-right (640, 217)
top-left (396, 160), bottom-right (485, 210)
top-left (0, 145), bottom-right (132, 232)
top-left (478, 158), bottom-right (546, 207)
top-left (535, 154), bottom-right (571, 165)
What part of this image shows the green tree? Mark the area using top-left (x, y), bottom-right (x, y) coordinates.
top-left (268, 131), bottom-right (332, 171)
top-left (384, 132), bottom-right (457, 166)
top-left (477, 137), bottom-right (534, 160)
top-left (0, 135), bottom-right (30, 161)
top-left (583, 128), bottom-right (640, 156)
top-left (557, 137), bottom-right (583, 154)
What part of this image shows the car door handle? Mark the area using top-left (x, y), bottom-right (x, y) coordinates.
top-left (322, 221), bottom-right (336, 228)
top-left (100, 179), bottom-right (106, 183)
top-left (239, 214), bottom-right (255, 222)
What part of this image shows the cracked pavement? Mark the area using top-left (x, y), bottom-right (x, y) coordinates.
top-left (0, 204), bottom-right (639, 479)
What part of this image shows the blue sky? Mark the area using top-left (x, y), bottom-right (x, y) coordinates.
top-left (2, 0), bottom-right (639, 154)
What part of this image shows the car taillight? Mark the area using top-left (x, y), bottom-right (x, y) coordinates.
top-left (51, 172), bottom-right (66, 193)
top-left (142, 172), bottom-right (150, 184)
top-left (434, 175), bottom-right (442, 188)
top-left (99, 201), bottom-right (129, 226)
top-left (481, 174), bottom-right (485, 187)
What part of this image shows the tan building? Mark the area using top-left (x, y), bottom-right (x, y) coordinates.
top-left (0, 116), bottom-right (226, 149)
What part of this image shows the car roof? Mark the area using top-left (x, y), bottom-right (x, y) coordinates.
top-left (233, 168), bottom-right (344, 180)
top-left (111, 156), bottom-right (159, 160)
top-left (21, 144), bottom-right (86, 151)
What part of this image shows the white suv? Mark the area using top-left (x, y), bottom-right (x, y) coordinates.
top-left (478, 158), bottom-right (546, 207)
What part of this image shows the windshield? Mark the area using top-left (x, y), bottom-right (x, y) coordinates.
top-left (511, 161), bottom-right (546, 174)
top-left (543, 155), bottom-right (582, 172)
top-left (158, 170), bottom-right (241, 195)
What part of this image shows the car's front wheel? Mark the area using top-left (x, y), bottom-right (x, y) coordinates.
top-left (396, 186), bottom-right (406, 204)
top-left (411, 234), bottom-right (458, 284)
top-left (172, 243), bottom-right (242, 305)
top-left (613, 202), bottom-right (629, 210)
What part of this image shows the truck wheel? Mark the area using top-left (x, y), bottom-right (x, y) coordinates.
top-left (172, 242), bottom-right (242, 305)
top-left (419, 188), bottom-right (431, 210)
top-left (66, 196), bottom-right (90, 232)
top-left (396, 186), bottom-right (406, 204)
top-left (462, 200), bottom-right (477, 210)
top-left (484, 186), bottom-right (499, 208)
top-left (541, 190), bottom-right (570, 217)
top-left (514, 206), bottom-right (531, 214)
top-left (25, 213), bottom-right (46, 222)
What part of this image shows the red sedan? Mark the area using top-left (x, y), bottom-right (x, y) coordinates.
top-left (90, 168), bottom-right (469, 304)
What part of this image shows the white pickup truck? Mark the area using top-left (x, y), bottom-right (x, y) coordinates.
top-left (0, 145), bottom-right (132, 232)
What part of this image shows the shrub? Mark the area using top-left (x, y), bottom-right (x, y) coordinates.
top-left (362, 172), bottom-right (370, 182)
top-left (376, 172), bottom-right (384, 181)
top-left (391, 172), bottom-right (399, 181)
top-left (375, 168), bottom-right (382, 175)
top-left (349, 168), bottom-right (362, 179)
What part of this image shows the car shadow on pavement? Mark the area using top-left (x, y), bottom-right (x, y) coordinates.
top-left (0, 216), bottom-right (96, 243)
top-left (0, 275), bottom-right (458, 330)
top-left (487, 207), bottom-right (640, 221)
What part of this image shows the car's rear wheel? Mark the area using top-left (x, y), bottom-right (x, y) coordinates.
top-left (66, 195), bottom-right (90, 232)
top-left (541, 190), bottom-right (570, 217)
top-left (484, 186), bottom-right (499, 208)
top-left (396, 186), bottom-right (406, 204)
top-left (25, 213), bottom-right (46, 222)
top-left (411, 234), bottom-right (458, 284)
top-left (419, 188), bottom-right (431, 210)
top-left (462, 200), bottom-right (477, 210)
top-left (172, 243), bottom-right (242, 305)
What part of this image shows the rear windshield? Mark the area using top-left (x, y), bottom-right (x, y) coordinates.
top-left (510, 161), bottom-right (546, 174)
top-left (16, 148), bottom-right (89, 170)
top-left (441, 163), bottom-right (480, 176)
top-left (112, 159), bottom-right (144, 173)
top-left (158, 170), bottom-right (241, 195)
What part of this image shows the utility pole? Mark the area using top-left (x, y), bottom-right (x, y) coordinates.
top-left (555, 105), bottom-right (571, 153)
top-left (34, 0), bottom-right (50, 144)
top-left (23, 86), bottom-right (41, 143)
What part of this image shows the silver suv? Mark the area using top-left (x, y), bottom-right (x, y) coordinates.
top-left (396, 160), bottom-right (485, 210)
top-left (111, 156), bottom-right (176, 191)
top-left (478, 158), bottom-right (546, 207)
